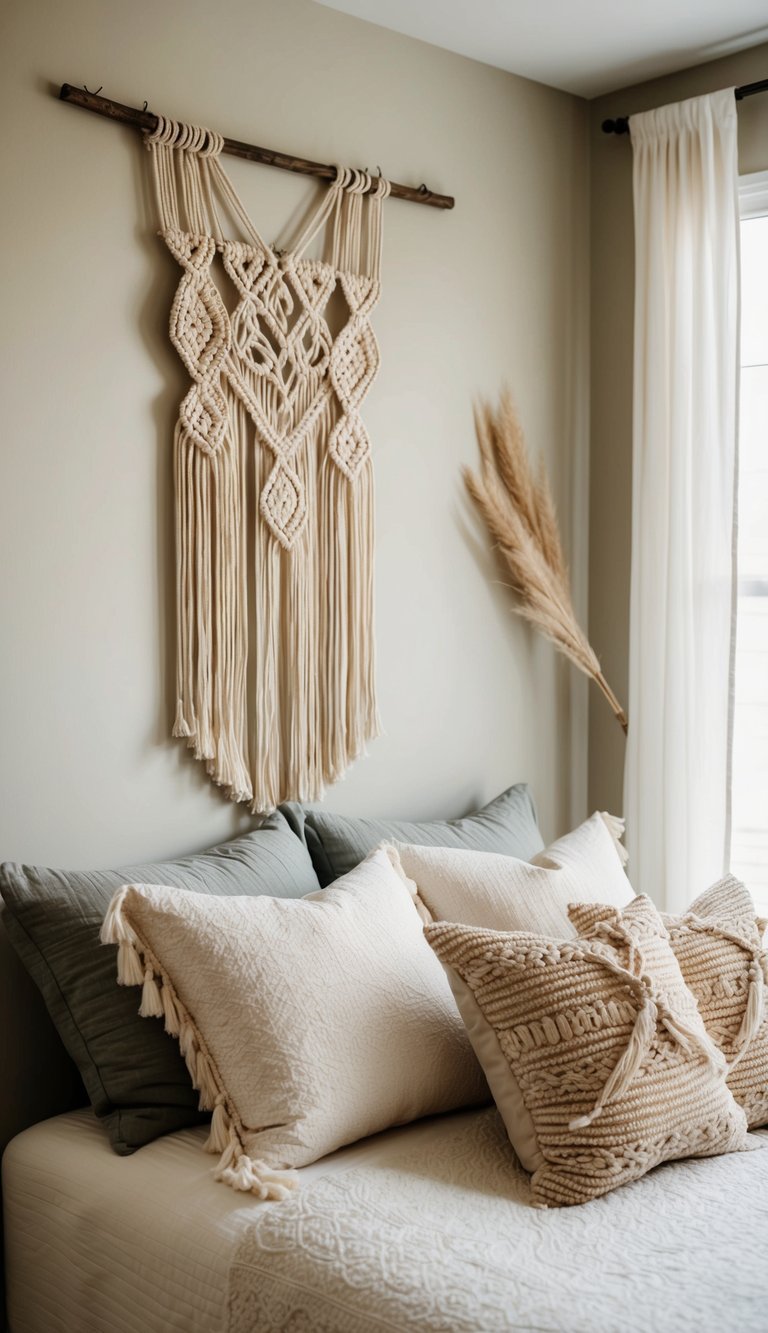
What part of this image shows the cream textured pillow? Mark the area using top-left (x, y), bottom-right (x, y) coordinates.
top-left (664, 875), bottom-right (768, 1128)
top-left (389, 812), bottom-right (633, 936)
top-left (425, 895), bottom-right (749, 1207)
top-left (101, 849), bottom-right (488, 1197)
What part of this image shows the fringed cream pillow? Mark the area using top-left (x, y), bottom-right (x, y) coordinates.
top-left (102, 849), bottom-right (488, 1197)
top-left (388, 812), bottom-right (633, 936)
top-left (663, 875), bottom-right (768, 1128)
top-left (425, 895), bottom-right (749, 1207)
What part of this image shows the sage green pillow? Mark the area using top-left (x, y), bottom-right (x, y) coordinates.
top-left (0, 812), bottom-right (320, 1155)
top-left (282, 783), bottom-right (543, 887)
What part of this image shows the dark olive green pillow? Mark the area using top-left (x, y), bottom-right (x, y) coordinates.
top-left (282, 783), bottom-right (543, 887)
top-left (0, 812), bottom-right (320, 1154)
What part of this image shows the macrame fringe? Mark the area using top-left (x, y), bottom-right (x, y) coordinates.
top-left (146, 126), bottom-right (388, 815)
top-left (101, 889), bottom-right (298, 1200)
top-left (599, 812), bottom-right (629, 867)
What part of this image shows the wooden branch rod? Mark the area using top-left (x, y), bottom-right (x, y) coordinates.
top-left (58, 83), bottom-right (455, 210)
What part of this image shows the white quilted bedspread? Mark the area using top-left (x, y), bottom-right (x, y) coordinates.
top-left (228, 1107), bottom-right (768, 1333)
top-left (5, 1107), bottom-right (768, 1333)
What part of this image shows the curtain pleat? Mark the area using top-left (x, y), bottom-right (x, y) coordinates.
top-left (625, 88), bottom-right (740, 911)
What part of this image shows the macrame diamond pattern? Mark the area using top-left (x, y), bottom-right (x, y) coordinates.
top-left (164, 230), bottom-right (384, 543)
top-left (329, 276), bottom-right (381, 479)
top-left (147, 129), bottom-right (389, 813)
top-left (165, 230), bottom-right (231, 458)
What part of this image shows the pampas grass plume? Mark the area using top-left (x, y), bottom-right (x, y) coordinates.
top-left (465, 390), bottom-right (627, 733)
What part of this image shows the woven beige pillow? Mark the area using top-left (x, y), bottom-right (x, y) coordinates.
top-left (425, 895), bottom-right (749, 1207)
top-left (662, 875), bottom-right (768, 1128)
top-left (101, 849), bottom-right (488, 1198)
top-left (388, 812), bottom-right (633, 936)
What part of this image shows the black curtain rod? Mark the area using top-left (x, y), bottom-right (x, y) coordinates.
top-left (602, 76), bottom-right (768, 135)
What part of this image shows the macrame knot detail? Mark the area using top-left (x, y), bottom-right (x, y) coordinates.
top-left (259, 462), bottom-right (307, 550)
top-left (567, 924), bottom-right (726, 1132)
top-left (146, 120), bottom-right (389, 809)
top-left (673, 912), bottom-right (768, 1063)
top-left (328, 276), bottom-right (382, 480)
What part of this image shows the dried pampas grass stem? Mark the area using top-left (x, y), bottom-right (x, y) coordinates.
top-left (465, 391), bottom-right (628, 734)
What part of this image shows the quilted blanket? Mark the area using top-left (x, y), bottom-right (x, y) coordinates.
top-left (227, 1108), bottom-right (768, 1332)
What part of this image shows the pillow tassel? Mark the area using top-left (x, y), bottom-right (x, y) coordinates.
top-left (117, 938), bottom-right (145, 987)
top-left (178, 1019), bottom-right (196, 1064)
top-left (106, 890), bottom-right (221, 1131)
top-left (195, 1047), bottom-right (218, 1106)
top-left (205, 1094), bottom-right (231, 1154)
top-left (101, 888), bottom-right (147, 987)
top-left (659, 1008), bottom-right (726, 1075)
top-left (100, 885), bottom-right (135, 947)
top-left (161, 980), bottom-right (180, 1037)
top-left (674, 913), bottom-right (767, 1067)
top-left (102, 884), bottom-right (301, 1200)
top-left (214, 1127), bottom-right (298, 1200)
top-left (735, 957), bottom-right (766, 1057)
top-left (139, 967), bottom-right (164, 1019)
top-left (175, 1017), bottom-right (209, 1105)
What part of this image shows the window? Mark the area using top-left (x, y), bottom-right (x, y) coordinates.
top-left (730, 172), bottom-right (768, 914)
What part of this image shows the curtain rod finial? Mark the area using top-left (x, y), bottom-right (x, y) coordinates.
top-left (601, 117), bottom-right (630, 136)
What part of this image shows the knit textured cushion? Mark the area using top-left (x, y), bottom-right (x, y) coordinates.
top-left (282, 783), bottom-right (543, 887)
top-left (664, 875), bottom-right (768, 1128)
top-left (0, 813), bottom-right (321, 1154)
top-left (425, 895), bottom-right (749, 1207)
top-left (389, 812), bottom-right (633, 935)
top-left (102, 849), bottom-right (488, 1198)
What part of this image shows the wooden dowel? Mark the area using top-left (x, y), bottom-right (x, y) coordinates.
top-left (58, 84), bottom-right (455, 210)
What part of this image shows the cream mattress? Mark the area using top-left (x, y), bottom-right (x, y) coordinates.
top-left (5, 1107), bottom-right (768, 1333)
top-left (3, 1106), bottom-right (482, 1333)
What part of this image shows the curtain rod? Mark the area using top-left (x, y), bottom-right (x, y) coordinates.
top-left (58, 83), bottom-right (455, 210)
top-left (601, 76), bottom-right (768, 135)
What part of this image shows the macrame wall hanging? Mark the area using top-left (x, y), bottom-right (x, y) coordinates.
top-left (145, 117), bottom-right (390, 812)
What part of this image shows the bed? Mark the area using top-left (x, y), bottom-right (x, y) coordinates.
top-left (4, 795), bottom-right (768, 1333)
top-left (5, 1104), bottom-right (768, 1332)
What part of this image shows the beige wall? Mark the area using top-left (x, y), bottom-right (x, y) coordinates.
top-left (588, 43), bottom-right (768, 814)
top-left (0, 0), bottom-right (589, 867)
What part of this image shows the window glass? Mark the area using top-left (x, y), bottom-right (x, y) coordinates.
top-left (730, 209), bottom-right (768, 913)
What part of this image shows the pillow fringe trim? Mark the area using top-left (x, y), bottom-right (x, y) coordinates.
top-left (101, 886), bottom-right (298, 1200)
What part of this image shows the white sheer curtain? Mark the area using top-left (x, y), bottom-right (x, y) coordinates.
top-left (624, 89), bottom-right (740, 912)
